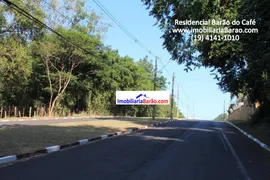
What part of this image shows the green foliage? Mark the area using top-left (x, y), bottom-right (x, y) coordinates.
top-left (0, 38), bottom-right (32, 106)
top-left (156, 97), bottom-right (184, 118)
top-left (142, 0), bottom-right (270, 122)
top-left (1, 0), bottom-right (46, 42)
top-left (0, 0), bottom-right (185, 118)
top-left (214, 113), bottom-right (227, 121)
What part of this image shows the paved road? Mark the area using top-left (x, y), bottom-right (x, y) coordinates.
top-left (1, 120), bottom-right (270, 180)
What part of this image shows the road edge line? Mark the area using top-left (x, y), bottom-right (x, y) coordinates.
top-left (221, 131), bottom-right (251, 180)
top-left (0, 156), bottom-right (17, 165)
top-left (0, 119), bottom-right (176, 166)
top-left (225, 121), bottom-right (270, 152)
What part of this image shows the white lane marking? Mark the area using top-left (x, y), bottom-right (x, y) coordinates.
top-left (226, 121), bottom-right (270, 152)
top-left (221, 131), bottom-right (251, 180)
top-left (184, 126), bottom-right (197, 139)
top-left (1, 120), bottom-right (10, 122)
top-left (181, 122), bottom-right (202, 141)
top-left (0, 155), bottom-right (17, 165)
top-left (219, 134), bottom-right (228, 152)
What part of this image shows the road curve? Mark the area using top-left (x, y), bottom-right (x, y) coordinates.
top-left (0, 120), bottom-right (269, 180)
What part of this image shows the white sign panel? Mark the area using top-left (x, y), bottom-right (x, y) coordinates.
top-left (116, 91), bottom-right (170, 105)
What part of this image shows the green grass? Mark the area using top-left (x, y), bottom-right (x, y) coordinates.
top-left (0, 118), bottom-right (172, 156)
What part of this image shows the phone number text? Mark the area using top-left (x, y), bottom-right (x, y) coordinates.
top-left (192, 35), bottom-right (240, 42)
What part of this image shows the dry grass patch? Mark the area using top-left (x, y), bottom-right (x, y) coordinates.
top-left (0, 118), bottom-right (168, 156)
top-left (50, 119), bottom-right (165, 129)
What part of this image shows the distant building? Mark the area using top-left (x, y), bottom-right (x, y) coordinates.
top-left (228, 95), bottom-right (256, 121)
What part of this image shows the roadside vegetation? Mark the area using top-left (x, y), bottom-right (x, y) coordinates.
top-left (214, 113), bottom-right (227, 121)
top-left (142, 1), bottom-right (270, 135)
top-left (0, 117), bottom-right (171, 156)
top-left (0, 0), bottom-right (184, 118)
top-left (142, 0), bottom-right (270, 147)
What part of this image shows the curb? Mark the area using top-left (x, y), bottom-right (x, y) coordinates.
top-left (0, 116), bottom-right (108, 122)
top-left (0, 116), bottom-right (167, 122)
top-left (226, 121), bottom-right (270, 153)
top-left (0, 119), bottom-right (176, 165)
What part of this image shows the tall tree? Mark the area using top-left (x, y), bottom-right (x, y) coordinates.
top-left (32, 28), bottom-right (100, 116)
top-left (0, 37), bottom-right (32, 106)
top-left (141, 0), bottom-right (270, 121)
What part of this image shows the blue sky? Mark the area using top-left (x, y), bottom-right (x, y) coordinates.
top-left (87, 0), bottom-right (234, 120)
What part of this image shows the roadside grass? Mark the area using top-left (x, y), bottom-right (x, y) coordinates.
top-left (0, 117), bottom-right (50, 121)
top-left (0, 113), bottom-right (173, 121)
top-left (0, 114), bottom-right (92, 121)
top-left (229, 120), bottom-right (270, 147)
top-left (0, 118), bottom-right (172, 156)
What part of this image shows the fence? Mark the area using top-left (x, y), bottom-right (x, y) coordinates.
top-left (0, 106), bottom-right (49, 118)
top-left (228, 100), bottom-right (256, 121)
top-left (0, 106), bottom-right (80, 118)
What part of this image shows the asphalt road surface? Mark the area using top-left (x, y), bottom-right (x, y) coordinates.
top-left (1, 120), bottom-right (270, 180)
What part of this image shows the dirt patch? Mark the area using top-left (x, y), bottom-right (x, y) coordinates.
top-left (0, 118), bottom-right (169, 156)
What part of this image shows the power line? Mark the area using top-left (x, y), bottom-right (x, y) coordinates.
top-left (152, 57), bottom-right (157, 120)
top-left (41, 0), bottom-right (73, 26)
top-left (3, 0), bottom-right (194, 102)
top-left (1, 0), bottom-right (99, 58)
top-left (2, 0), bottom-right (193, 116)
top-left (181, 75), bottom-right (216, 83)
top-left (93, 0), bottom-right (154, 56)
top-left (92, 0), bottom-right (167, 69)
top-left (92, 0), bottom-right (193, 103)
top-left (175, 79), bottom-right (189, 99)
top-left (170, 72), bottom-right (175, 120)
top-left (93, 0), bottom-right (209, 113)
top-left (93, 0), bottom-right (184, 93)
top-left (39, 0), bottom-right (102, 48)
top-left (93, 1), bottom-right (138, 44)
top-left (158, 59), bottom-right (173, 74)
top-left (176, 84), bottom-right (179, 118)
top-left (1, 0), bottom-right (154, 81)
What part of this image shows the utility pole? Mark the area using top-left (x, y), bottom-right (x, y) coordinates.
top-left (152, 57), bottom-right (157, 120)
top-left (187, 104), bottom-right (188, 120)
top-left (223, 100), bottom-right (226, 121)
top-left (193, 101), bottom-right (194, 119)
top-left (176, 85), bottom-right (179, 119)
top-left (170, 72), bottom-right (175, 120)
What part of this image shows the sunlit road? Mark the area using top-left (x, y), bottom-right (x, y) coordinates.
top-left (1, 120), bottom-right (270, 180)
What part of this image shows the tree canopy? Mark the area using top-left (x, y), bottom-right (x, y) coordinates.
top-left (0, 0), bottom-right (184, 118)
top-left (141, 0), bottom-right (270, 122)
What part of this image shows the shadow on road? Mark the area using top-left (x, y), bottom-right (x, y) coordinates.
top-left (0, 120), bottom-right (235, 158)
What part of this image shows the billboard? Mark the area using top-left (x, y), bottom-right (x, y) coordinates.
top-left (116, 91), bottom-right (170, 105)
